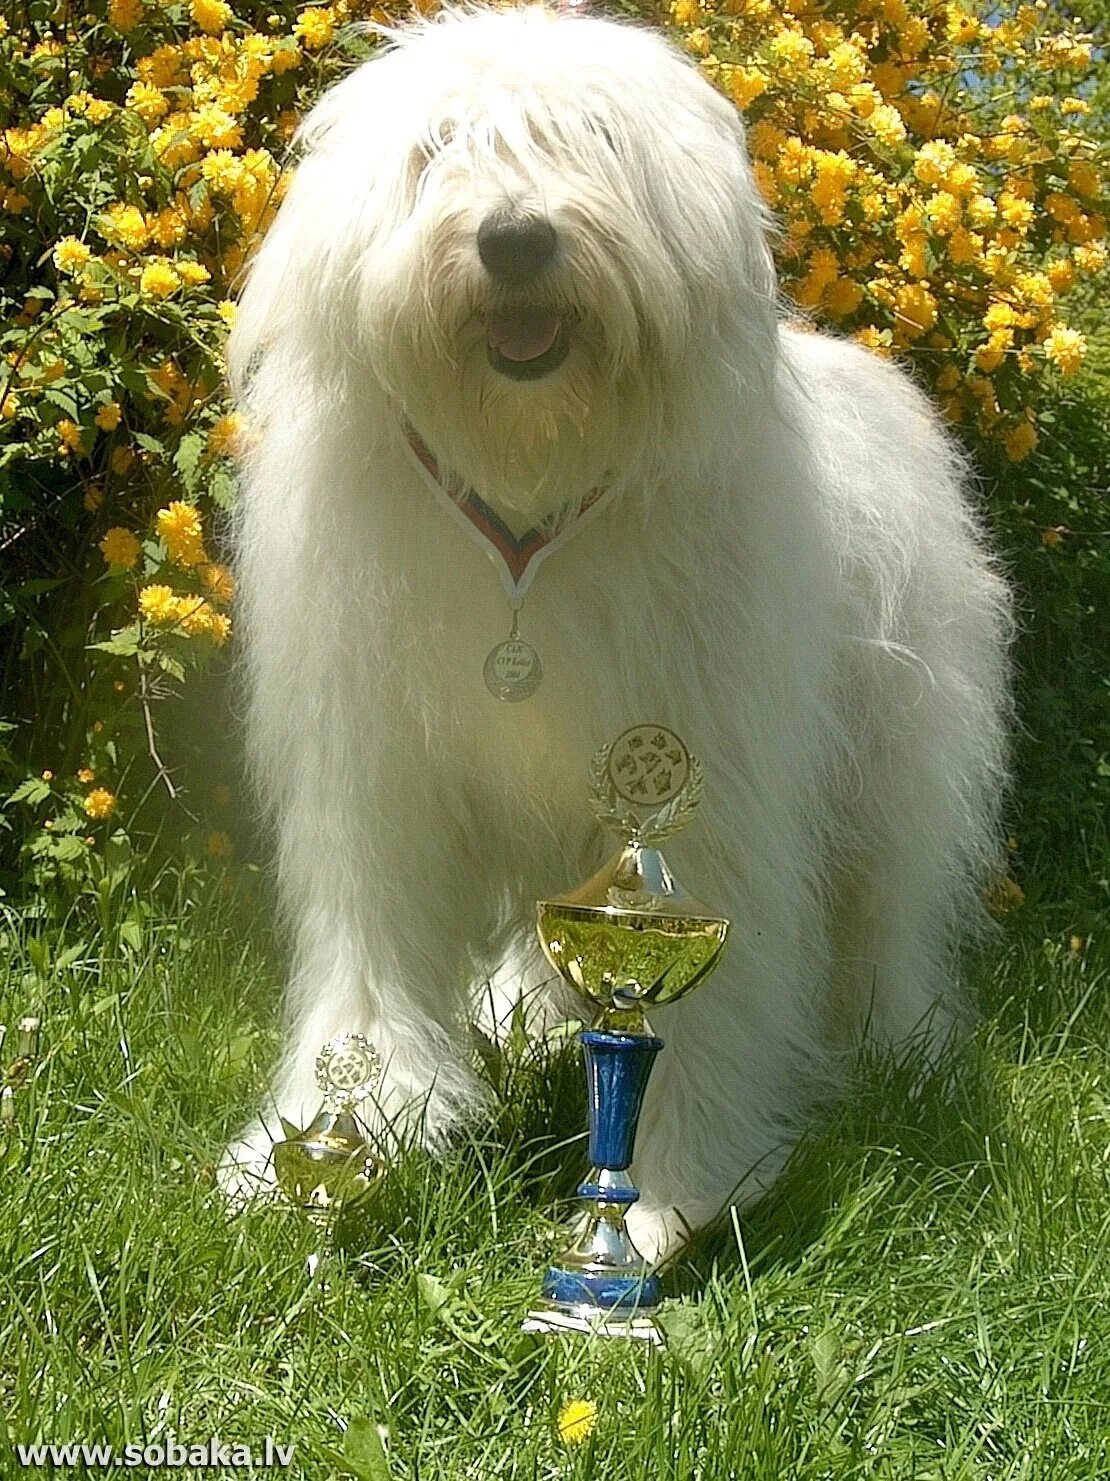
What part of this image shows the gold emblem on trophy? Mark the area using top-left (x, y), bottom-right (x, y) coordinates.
top-left (273, 1032), bottom-right (385, 1213)
top-left (528, 726), bottom-right (730, 1339)
top-left (538, 725), bottom-right (729, 1034)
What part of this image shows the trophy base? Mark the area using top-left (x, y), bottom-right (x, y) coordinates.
top-left (523, 1261), bottom-right (663, 1342)
top-left (521, 1307), bottom-right (662, 1343)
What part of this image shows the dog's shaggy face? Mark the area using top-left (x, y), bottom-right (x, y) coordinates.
top-left (233, 6), bottom-right (778, 519)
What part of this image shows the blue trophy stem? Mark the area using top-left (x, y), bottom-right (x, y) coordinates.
top-left (580, 1029), bottom-right (664, 1178)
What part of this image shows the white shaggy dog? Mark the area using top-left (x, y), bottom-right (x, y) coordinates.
top-left (220, 3), bottom-right (1011, 1262)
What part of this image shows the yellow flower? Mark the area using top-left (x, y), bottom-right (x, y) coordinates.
top-left (139, 260), bottom-right (181, 298)
top-left (176, 260), bottom-right (212, 287)
top-left (217, 300), bottom-right (237, 327)
top-left (1042, 325), bottom-right (1086, 374)
top-left (893, 283), bottom-right (938, 339)
top-left (983, 301), bottom-right (1019, 332)
top-left (2, 393), bottom-right (20, 420)
top-left (126, 81), bottom-right (169, 125)
top-left (1068, 162), bottom-right (1100, 200)
top-left (207, 830), bottom-right (233, 858)
top-left (671, 0), bottom-right (700, 24)
top-left (1073, 240), bottom-right (1108, 274)
top-left (987, 874), bottom-right (1025, 913)
top-left (179, 598), bottom-right (231, 644)
top-left (95, 401), bottom-right (123, 432)
top-left (966, 194), bottom-right (997, 229)
top-left (998, 191), bottom-right (1035, 231)
top-left (100, 527), bottom-right (141, 568)
top-left (207, 412), bottom-right (243, 458)
top-left (190, 105), bottom-right (242, 151)
top-left (768, 28), bottom-right (815, 74)
top-left (191, 0), bottom-right (232, 34)
top-left (945, 7), bottom-right (980, 44)
top-left (913, 141), bottom-right (956, 187)
top-left (139, 584), bottom-right (181, 625)
top-left (294, 6), bottom-right (337, 49)
top-left (84, 483), bottom-right (105, 512)
top-left (925, 191), bottom-right (961, 235)
top-left (1004, 420), bottom-right (1038, 462)
top-left (108, 0), bottom-right (142, 30)
top-left (111, 445), bottom-right (135, 476)
top-left (865, 105), bottom-right (906, 146)
top-left (856, 326), bottom-right (893, 356)
top-left (84, 788), bottom-right (118, 820)
top-left (53, 237), bottom-right (91, 273)
top-left (101, 203), bottom-right (150, 251)
top-left (725, 66), bottom-right (768, 110)
top-left (1041, 527), bottom-right (1065, 547)
top-left (557, 1399), bottom-right (598, 1447)
top-left (57, 419), bottom-right (86, 456)
top-left (156, 501), bottom-right (207, 567)
top-left (202, 563), bottom-right (235, 604)
top-left (77, 768), bottom-right (96, 784)
top-left (824, 278), bottom-right (865, 317)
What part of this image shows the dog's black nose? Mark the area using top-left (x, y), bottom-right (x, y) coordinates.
top-left (477, 211), bottom-right (557, 285)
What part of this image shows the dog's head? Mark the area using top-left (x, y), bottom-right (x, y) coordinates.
top-left (231, 4), bottom-right (779, 520)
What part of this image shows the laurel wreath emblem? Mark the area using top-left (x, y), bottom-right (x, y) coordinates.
top-left (314, 1032), bottom-right (383, 1113)
top-left (588, 731), bottom-right (704, 847)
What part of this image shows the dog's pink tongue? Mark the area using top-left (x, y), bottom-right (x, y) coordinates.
top-left (488, 308), bottom-right (561, 362)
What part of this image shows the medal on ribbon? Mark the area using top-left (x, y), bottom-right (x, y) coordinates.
top-left (403, 424), bottom-right (615, 702)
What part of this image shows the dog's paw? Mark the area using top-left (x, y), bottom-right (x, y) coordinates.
top-left (625, 1198), bottom-right (719, 1267)
top-left (216, 1120), bottom-right (280, 1207)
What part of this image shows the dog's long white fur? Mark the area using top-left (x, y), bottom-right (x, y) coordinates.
top-left (220, 4), bottom-right (1012, 1261)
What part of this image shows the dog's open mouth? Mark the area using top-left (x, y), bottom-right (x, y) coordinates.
top-left (487, 307), bottom-right (570, 381)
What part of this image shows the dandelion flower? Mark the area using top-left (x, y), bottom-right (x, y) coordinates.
top-left (557, 1399), bottom-right (598, 1447)
top-left (95, 401), bottom-right (122, 432)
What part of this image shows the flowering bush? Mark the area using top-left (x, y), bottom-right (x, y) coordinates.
top-left (0, 0), bottom-right (1105, 897)
top-left (668, 0), bottom-right (1106, 455)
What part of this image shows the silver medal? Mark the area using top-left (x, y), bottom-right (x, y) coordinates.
top-left (484, 636), bottom-right (543, 702)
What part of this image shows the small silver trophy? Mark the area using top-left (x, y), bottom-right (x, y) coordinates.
top-left (526, 726), bottom-right (730, 1339)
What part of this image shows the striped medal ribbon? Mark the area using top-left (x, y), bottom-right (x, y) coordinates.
top-left (403, 423), bottom-right (616, 702)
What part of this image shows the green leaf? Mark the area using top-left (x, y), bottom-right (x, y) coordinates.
top-left (119, 917), bottom-right (143, 954)
top-left (6, 778), bottom-right (52, 808)
top-left (90, 630), bottom-right (142, 657)
top-left (341, 1418), bottom-right (392, 1481)
top-left (174, 431), bottom-right (205, 494)
top-left (655, 1300), bottom-right (721, 1378)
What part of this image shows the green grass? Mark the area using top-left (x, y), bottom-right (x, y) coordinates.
top-left (1, 859), bottom-right (1108, 1479)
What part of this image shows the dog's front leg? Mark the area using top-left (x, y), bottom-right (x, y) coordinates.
top-left (218, 815), bottom-right (490, 1199)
